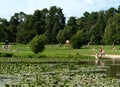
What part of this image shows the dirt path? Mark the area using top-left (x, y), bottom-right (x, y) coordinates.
top-left (103, 54), bottom-right (120, 59)
top-left (92, 54), bottom-right (120, 59)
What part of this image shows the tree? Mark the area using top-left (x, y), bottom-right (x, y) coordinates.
top-left (56, 30), bottom-right (65, 44)
top-left (71, 30), bottom-right (84, 49)
top-left (32, 9), bottom-right (48, 35)
top-left (105, 7), bottom-right (117, 22)
top-left (16, 14), bottom-right (36, 44)
top-left (103, 14), bottom-right (120, 45)
top-left (52, 22), bottom-right (61, 43)
top-left (45, 6), bottom-right (65, 44)
top-left (62, 16), bottom-right (77, 40)
top-left (8, 12), bottom-right (26, 42)
top-left (117, 5), bottom-right (120, 13)
top-left (29, 35), bottom-right (47, 54)
top-left (1, 5), bottom-right (120, 45)
top-left (0, 18), bottom-right (9, 42)
top-left (77, 11), bottom-right (98, 44)
top-left (89, 25), bottom-right (100, 45)
top-left (89, 11), bottom-right (106, 45)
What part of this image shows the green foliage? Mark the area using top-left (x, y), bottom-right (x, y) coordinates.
top-left (62, 17), bottom-right (78, 40)
top-left (0, 52), bottom-right (13, 57)
top-left (1, 6), bottom-right (120, 45)
top-left (9, 12), bottom-right (26, 42)
top-left (90, 11), bottom-right (106, 45)
top-left (0, 18), bottom-right (9, 42)
top-left (29, 35), bottom-right (47, 54)
top-left (16, 15), bottom-right (36, 44)
top-left (71, 30), bottom-right (84, 49)
top-left (89, 25), bottom-right (100, 45)
top-left (56, 30), bottom-right (65, 44)
top-left (45, 6), bottom-right (65, 44)
top-left (103, 14), bottom-right (120, 45)
top-left (0, 63), bottom-right (120, 86)
top-left (0, 43), bottom-right (120, 59)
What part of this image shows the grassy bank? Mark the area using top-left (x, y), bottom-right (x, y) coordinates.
top-left (0, 44), bottom-right (120, 59)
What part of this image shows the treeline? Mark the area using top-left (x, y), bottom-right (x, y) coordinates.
top-left (0, 6), bottom-right (120, 45)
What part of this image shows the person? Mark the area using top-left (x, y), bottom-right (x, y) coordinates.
top-left (100, 47), bottom-right (105, 57)
top-left (3, 45), bottom-right (8, 51)
top-left (95, 53), bottom-right (105, 67)
top-left (95, 53), bottom-right (100, 65)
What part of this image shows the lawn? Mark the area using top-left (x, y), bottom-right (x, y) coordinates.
top-left (0, 43), bottom-right (120, 60)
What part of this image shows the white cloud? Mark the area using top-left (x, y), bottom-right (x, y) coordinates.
top-left (109, 0), bottom-right (118, 2)
top-left (85, 0), bottom-right (95, 5)
top-left (27, 0), bottom-right (85, 18)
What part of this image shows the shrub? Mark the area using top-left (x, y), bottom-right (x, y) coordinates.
top-left (70, 30), bottom-right (84, 49)
top-left (0, 52), bottom-right (13, 57)
top-left (29, 35), bottom-right (47, 54)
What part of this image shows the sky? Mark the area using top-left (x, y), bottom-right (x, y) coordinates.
top-left (0, 0), bottom-right (120, 21)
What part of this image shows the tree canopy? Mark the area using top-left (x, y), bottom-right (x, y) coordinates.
top-left (0, 5), bottom-right (120, 45)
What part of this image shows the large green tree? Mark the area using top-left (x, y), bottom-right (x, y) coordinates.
top-left (1, 5), bottom-right (120, 45)
top-left (105, 7), bottom-right (117, 20)
top-left (45, 6), bottom-right (65, 44)
top-left (62, 16), bottom-right (77, 41)
top-left (77, 11), bottom-right (98, 44)
top-left (0, 18), bottom-right (9, 42)
top-left (90, 11), bottom-right (106, 45)
top-left (17, 15), bottom-right (36, 43)
top-left (8, 12), bottom-right (26, 42)
top-left (103, 14), bottom-right (120, 45)
top-left (56, 30), bottom-right (65, 44)
top-left (32, 9), bottom-right (48, 35)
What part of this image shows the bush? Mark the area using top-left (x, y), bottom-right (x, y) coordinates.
top-left (71, 30), bottom-right (84, 49)
top-left (29, 35), bottom-right (47, 54)
top-left (0, 52), bottom-right (13, 57)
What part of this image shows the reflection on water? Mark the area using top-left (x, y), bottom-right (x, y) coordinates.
top-left (0, 75), bottom-right (21, 87)
top-left (106, 64), bottom-right (120, 78)
top-left (95, 56), bottom-right (120, 78)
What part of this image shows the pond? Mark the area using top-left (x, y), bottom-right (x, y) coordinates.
top-left (0, 61), bottom-right (120, 87)
top-left (0, 75), bottom-right (21, 87)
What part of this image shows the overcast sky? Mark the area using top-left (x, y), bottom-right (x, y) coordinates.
top-left (0, 0), bottom-right (120, 20)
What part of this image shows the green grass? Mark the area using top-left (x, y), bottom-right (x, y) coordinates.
top-left (0, 43), bottom-right (120, 60)
top-left (42, 44), bottom-right (120, 58)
